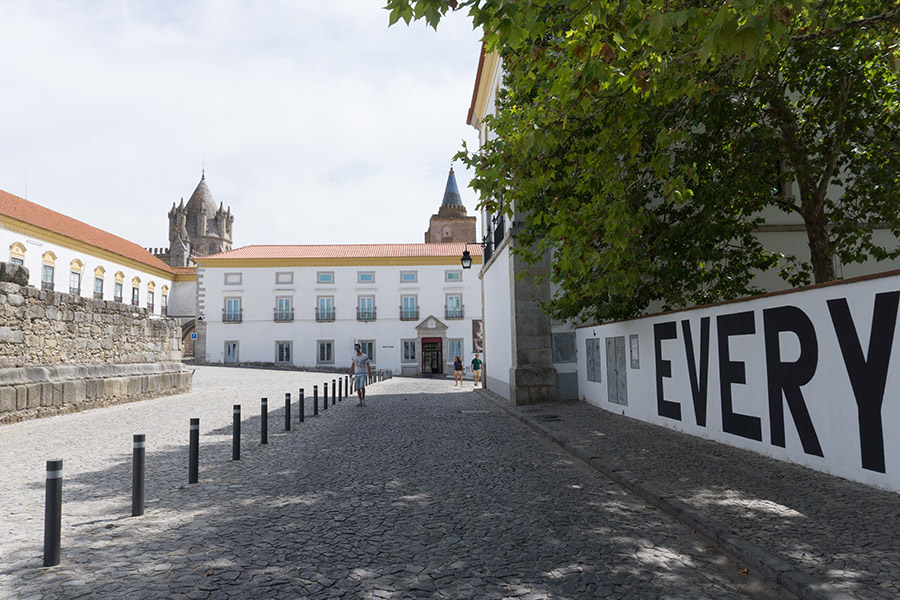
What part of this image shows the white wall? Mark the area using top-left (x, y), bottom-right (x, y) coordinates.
top-left (2, 224), bottom-right (174, 316)
top-left (576, 271), bottom-right (900, 492)
top-left (200, 262), bottom-right (481, 373)
top-left (168, 280), bottom-right (196, 318)
top-left (481, 244), bottom-right (513, 399)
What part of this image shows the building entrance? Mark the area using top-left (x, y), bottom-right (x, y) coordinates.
top-left (422, 338), bottom-right (443, 374)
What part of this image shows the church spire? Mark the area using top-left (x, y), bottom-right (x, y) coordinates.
top-left (441, 167), bottom-right (463, 208)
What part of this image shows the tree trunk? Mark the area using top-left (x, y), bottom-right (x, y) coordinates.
top-left (801, 197), bottom-right (836, 283)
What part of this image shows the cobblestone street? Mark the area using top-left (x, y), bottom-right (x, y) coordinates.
top-left (0, 366), bottom-right (787, 599)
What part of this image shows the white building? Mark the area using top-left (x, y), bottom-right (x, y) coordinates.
top-left (194, 243), bottom-right (483, 375)
top-left (0, 188), bottom-right (190, 318)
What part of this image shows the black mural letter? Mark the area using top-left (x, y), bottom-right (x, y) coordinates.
top-left (827, 292), bottom-right (899, 474)
top-left (654, 321), bottom-right (682, 420)
top-left (762, 306), bottom-right (823, 457)
top-left (682, 317), bottom-right (710, 427)
top-left (717, 311), bottom-right (762, 441)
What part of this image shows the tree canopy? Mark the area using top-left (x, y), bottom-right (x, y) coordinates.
top-left (387, 0), bottom-right (900, 322)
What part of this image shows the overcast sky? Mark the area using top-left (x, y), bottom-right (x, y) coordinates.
top-left (0, 0), bottom-right (483, 249)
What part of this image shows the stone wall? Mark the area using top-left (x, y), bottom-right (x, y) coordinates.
top-left (0, 278), bottom-right (191, 424)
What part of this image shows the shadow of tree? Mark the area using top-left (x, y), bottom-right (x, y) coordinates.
top-left (3, 382), bottom-right (785, 599)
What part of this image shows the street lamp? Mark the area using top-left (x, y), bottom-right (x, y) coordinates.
top-left (460, 242), bottom-right (486, 269)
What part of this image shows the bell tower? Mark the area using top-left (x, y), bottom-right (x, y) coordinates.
top-left (425, 168), bottom-right (476, 244)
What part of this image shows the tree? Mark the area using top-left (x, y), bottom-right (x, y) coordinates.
top-left (387, 0), bottom-right (900, 322)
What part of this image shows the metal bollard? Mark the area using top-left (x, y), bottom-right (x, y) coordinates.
top-left (132, 435), bottom-right (145, 517)
top-left (346, 375), bottom-right (350, 396)
top-left (313, 386), bottom-right (318, 416)
top-left (298, 388), bottom-right (304, 422)
top-left (189, 418), bottom-right (199, 484)
top-left (43, 459), bottom-right (63, 567)
top-left (338, 378), bottom-right (342, 401)
top-left (261, 398), bottom-right (268, 445)
top-left (233, 405), bottom-right (241, 461)
top-left (323, 383), bottom-right (328, 411)
top-left (332, 379), bottom-right (337, 405)
top-left (285, 393), bottom-right (291, 431)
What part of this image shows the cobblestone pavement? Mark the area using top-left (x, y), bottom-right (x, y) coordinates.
top-left (488, 395), bottom-right (900, 600)
top-left (0, 367), bottom-right (791, 600)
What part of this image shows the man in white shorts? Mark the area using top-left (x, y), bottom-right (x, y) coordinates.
top-left (349, 343), bottom-right (373, 406)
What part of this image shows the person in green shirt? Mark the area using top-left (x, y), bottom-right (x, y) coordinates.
top-left (471, 353), bottom-right (483, 386)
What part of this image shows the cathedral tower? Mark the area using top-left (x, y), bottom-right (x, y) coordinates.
top-left (164, 173), bottom-right (234, 267)
top-left (425, 168), bottom-right (476, 244)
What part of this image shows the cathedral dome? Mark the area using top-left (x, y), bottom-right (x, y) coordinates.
top-left (185, 173), bottom-right (217, 216)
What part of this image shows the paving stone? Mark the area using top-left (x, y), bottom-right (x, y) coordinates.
top-left (0, 367), bottom-right (793, 600)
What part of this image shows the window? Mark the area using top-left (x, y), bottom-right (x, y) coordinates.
top-left (161, 293), bottom-right (168, 315)
top-left (400, 295), bottom-right (418, 320)
top-left (317, 272), bottom-right (334, 284)
top-left (276, 341), bottom-right (292, 364)
top-left (445, 270), bottom-right (462, 282)
top-left (449, 338), bottom-right (463, 362)
top-left (317, 340), bottom-right (334, 364)
top-left (147, 290), bottom-right (155, 312)
top-left (358, 296), bottom-right (375, 320)
top-left (224, 273), bottom-right (242, 285)
top-left (275, 297), bottom-right (293, 321)
top-left (446, 294), bottom-right (463, 319)
top-left (93, 277), bottom-right (104, 300)
top-left (41, 265), bottom-right (54, 291)
top-left (9, 242), bottom-right (26, 265)
top-left (402, 339), bottom-right (417, 362)
top-left (357, 271), bottom-right (375, 283)
top-left (359, 340), bottom-right (375, 362)
top-left (132, 286), bottom-right (140, 306)
top-left (69, 270), bottom-right (82, 295)
top-left (275, 272), bottom-right (293, 284)
top-left (317, 296), bottom-right (334, 321)
top-left (114, 282), bottom-right (123, 303)
top-left (224, 298), bottom-right (242, 322)
top-left (400, 271), bottom-right (417, 283)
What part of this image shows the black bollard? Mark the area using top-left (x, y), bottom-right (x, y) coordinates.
top-left (346, 375), bottom-right (350, 396)
top-left (261, 398), bottom-right (268, 444)
top-left (332, 379), bottom-right (336, 405)
top-left (338, 378), bottom-right (342, 401)
top-left (313, 386), bottom-right (318, 416)
top-left (324, 383), bottom-right (329, 411)
top-left (189, 418), bottom-right (199, 484)
top-left (132, 434), bottom-right (145, 517)
top-left (298, 388), bottom-right (305, 422)
top-left (43, 459), bottom-right (63, 567)
top-left (232, 405), bottom-right (241, 461)
top-left (285, 393), bottom-right (291, 431)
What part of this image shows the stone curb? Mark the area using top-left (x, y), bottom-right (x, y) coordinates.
top-left (475, 389), bottom-right (858, 600)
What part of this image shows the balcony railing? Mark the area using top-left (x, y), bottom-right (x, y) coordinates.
top-left (445, 305), bottom-right (465, 320)
top-left (94, 292), bottom-right (103, 300)
top-left (69, 286), bottom-right (81, 295)
top-left (42, 281), bottom-right (53, 291)
top-left (147, 303), bottom-right (154, 313)
top-left (274, 308), bottom-right (295, 322)
top-left (316, 308), bottom-right (335, 322)
top-left (223, 308), bottom-right (243, 323)
top-left (132, 298), bottom-right (140, 307)
top-left (114, 295), bottom-right (123, 303)
top-left (161, 305), bottom-right (168, 316)
top-left (357, 307), bottom-right (376, 321)
top-left (399, 307), bottom-right (419, 321)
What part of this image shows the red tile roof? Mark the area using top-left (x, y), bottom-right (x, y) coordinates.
top-left (0, 188), bottom-right (174, 274)
top-left (200, 243), bottom-right (483, 260)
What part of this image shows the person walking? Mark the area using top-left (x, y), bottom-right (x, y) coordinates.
top-left (471, 353), bottom-right (482, 387)
top-left (350, 344), bottom-right (373, 406)
top-left (453, 355), bottom-right (464, 386)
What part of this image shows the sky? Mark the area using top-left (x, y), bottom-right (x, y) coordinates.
top-left (0, 0), bottom-right (484, 249)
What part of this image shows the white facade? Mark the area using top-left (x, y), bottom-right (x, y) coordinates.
top-left (0, 192), bottom-right (177, 317)
top-left (196, 245), bottom-right (483, 375)
top-left (576, 270), bottom-right (900, 493)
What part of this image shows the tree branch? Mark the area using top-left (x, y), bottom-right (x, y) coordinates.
top-left (791, 6), bottom-right (900, 43)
